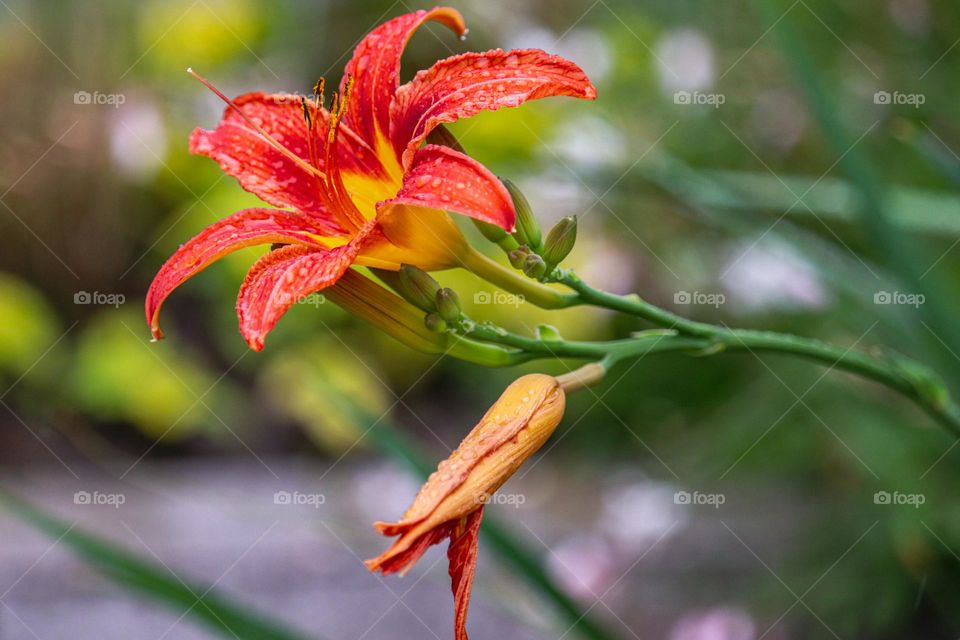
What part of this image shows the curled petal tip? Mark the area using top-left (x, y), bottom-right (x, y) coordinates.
top-left (245, 336), bottom-right (266, 352)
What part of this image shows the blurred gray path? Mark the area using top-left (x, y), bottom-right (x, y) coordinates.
top-left (0, 459), bottom-right (782, 640)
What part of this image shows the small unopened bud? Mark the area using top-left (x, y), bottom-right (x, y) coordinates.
top-left (535, 324), bottom-right (562, 341)
top-left (473, 218), bottom-right (520, 252)
top-left (542, 216), bottom-right (577, 267)
top-left (502, 179), bottom-right (541, 252)
top-left (398, 264), bottom-right (440, 312)
top-left (508, 246), bottom-right (530, 270)
top-left (435, 288), bottom-right (461, 323)
top-left (366, 373), bottom-right (565, 570)
top-left (523, 254), bottom-right (547, 280)
top-left (424, 313), bottom-right (447, 332)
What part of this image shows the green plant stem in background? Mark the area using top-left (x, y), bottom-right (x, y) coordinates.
top-left (0, 492), bottom-right (311, 640)
top-left (464, 272), bottom-right (960, 437)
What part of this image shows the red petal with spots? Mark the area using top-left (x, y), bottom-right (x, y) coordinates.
top-left (236, 223), bottom-right (377, 350)
top-left (190, 93), bottom-right (385, 220)
top-left (380, 144), bottom-right (515, 231)
top-left (448, 507), bottom-right (484, 640)
top-left (341, 7), bottom-right (466, 146)
top-left (146, 208), bottom-right (331, 341)
top-left (391, 48), bottom-right (596, 168)
top-left (190, 93), bottom-right (337, 218)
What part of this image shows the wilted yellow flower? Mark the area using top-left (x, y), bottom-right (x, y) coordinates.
top-left (366, 373), bottom-right (565, 640)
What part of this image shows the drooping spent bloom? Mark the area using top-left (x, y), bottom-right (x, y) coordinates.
top-left (146, 7), bottom-right (596, 350)
top-left (366, 373), bottom-right (565, 640)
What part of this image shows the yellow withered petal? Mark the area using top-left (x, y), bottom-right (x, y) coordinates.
top-left (366, 374), bottom-right (565, 570)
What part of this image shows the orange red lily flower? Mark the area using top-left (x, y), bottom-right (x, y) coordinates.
top-left (366, 373), bottom-right (566, 640)
top-left (146, 7), bottom-right (595, 350)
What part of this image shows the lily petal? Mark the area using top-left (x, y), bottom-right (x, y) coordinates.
top-left (374, 375), bottom-right (560, 536)
top-left (341, 7), bottom-right (466, 146)
top-left (448, 507), bottom-right (483, 640)
top-left (391, 48), bottom-right (597, 168)
top-left (236, 223), bottom-right (378, 350)
top-left (190, 92), bottom-right (339, 219)
top-left (379, 144), bottom-right (515, 231)
top-left (146, 208), bottom-right (330, 341)
top-left (365, 521), bottom-right (453, 576)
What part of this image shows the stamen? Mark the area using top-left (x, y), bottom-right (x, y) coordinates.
top-left (327, 91), bottom-right (340, 144)
top-left (312, 78), bottom-right (326, 110)
top-left (322, 79), bottom-right (366, 229)
top-left (300, 97), bottom-right (312, 129)
top-left (187, 67), bottom-right (327, 181)
top-left (340, 75), bottom-right (354, 116)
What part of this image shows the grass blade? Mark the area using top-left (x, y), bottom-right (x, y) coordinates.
top-left (0, 492), bottom-right (313, 640)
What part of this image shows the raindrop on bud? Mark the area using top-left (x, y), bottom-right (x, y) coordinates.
top-left (435, 288), bottom-right (461, 323)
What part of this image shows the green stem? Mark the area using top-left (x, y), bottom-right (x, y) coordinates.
top-left (464, 273), bottom-right (960, 437)
top-left (460, 247), bottom-right (578, 309)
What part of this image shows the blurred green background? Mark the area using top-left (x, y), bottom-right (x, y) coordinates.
top-left (1, 0), bottom-right (959, 638)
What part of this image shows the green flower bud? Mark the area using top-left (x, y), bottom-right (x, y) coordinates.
top-left (472, 218), bottom-right (520, 252)
top-left (435, 288), bottom-right (461, 323)
top-left (472, 218), bottom-right (509, 243)
top-left (535, 324), bottom-right (563, 341)
top-left (542, 216), bottom-right (577, 267)
top-left (523, 253), bottom-right (547, 280)
top-left (397, 264), bottom-right (440, 312)
top-left (502, 179), bottom-right (541, 252)
top-left (424, 312), bottom-right (448, 333)
top-left (508, 246), bottom-right (530, 270)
